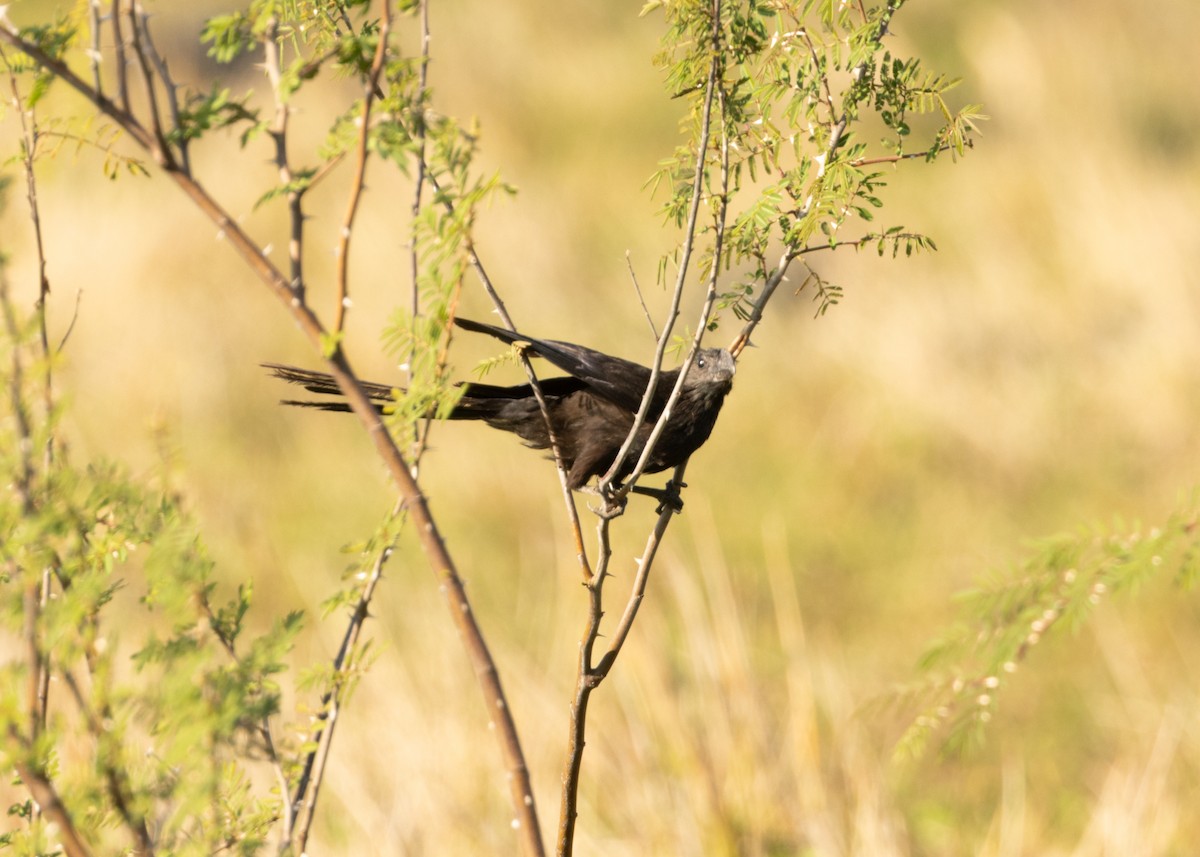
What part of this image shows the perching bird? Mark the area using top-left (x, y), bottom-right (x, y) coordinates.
top-left (264, 317), bottom-right (735, 491)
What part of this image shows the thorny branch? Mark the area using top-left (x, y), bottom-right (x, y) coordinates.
top-left (0, 10), bottom-right (546, 856)
top-left (557, 1), bottom-right (730, 852)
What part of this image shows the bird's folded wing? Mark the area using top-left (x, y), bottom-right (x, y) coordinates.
top-left (454, 317), bottom-right (655, 412)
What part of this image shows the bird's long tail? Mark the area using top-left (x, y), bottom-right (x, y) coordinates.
top-left (263, 362), bottom-right (526, 421)
top-left (262, 363), bottom-right (397, 413)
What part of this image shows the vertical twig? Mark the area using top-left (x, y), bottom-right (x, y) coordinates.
top-left (133, 3), bottom-right (188, 174)
top-left (426, 170), bottom-right (592, 578)
top-left (1, 274), bottom-right (42, 736)
top-left (408, 0), bottom-right (430, 327)
top-left (87, 0), bottom-right (103, 94)
top-left (557, 2), bottom-right (728, 853)
top-left (124, 2), bottom-right (171, 167)
top-left (596, 0), bottom-right (723, 501)
top-left (263, 16), bottom-right (305, 299)
top-left (405, 0), bottom-right (439, 472)
top-left (333, 1), bottom-right (391, 334)
top-left (625, 251), bottom-right (658, 339)
top-left (594, 461), bottom-right (690, 677)
top-left (59, 672), bottom-right (154, 855)
top-left (1, 61), bottom-right (58, 835)
top-left (2, 46), bottom-right (53, 461)
top-left (110, 0), bottom-right (130, 112)
top-left (287, 507), bottom-right (399, 853)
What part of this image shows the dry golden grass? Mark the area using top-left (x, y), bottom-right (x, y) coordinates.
top-left (3, 0), bottom-right (1200, 853)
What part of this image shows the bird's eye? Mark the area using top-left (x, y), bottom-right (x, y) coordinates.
top-left (697, 355), bottom-right (706, 369)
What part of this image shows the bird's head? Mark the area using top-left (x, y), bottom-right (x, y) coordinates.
top-left (689, 347), bottom-right (736, 387)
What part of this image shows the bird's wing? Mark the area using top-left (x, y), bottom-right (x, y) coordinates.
top-left (455, 317), bottom-right (654, 412)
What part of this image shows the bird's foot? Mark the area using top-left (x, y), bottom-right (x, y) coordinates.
top-left (585, 483), bottom-right (628, 519)
top-left (630, 479), bottom-right (687, 515)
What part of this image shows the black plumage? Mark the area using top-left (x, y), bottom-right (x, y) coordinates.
top-left (264, 317), bottom-right (735, 490)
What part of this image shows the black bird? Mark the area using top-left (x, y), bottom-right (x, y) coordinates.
top-left (265, 317), bottom-right (736, 491)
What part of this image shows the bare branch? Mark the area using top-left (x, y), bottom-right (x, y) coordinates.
top-left (133, 3), bottom-right (188, 173)
top-left (263, 16), bottom-right (305, 299)
top-left (625, 251), bottom-right (658, 340)
top-left (596, 460), bottom-right (689, 677)
top-left (333, 3), bottom-right (391, 334)
top-left (87, 0), bottom-right (102, 94)
top-left (558, 3), bottom-right (731, 853)
top-left (110, 0), bottom-right (130, 111)
top-left (126, 2), bottom-right (170, 166)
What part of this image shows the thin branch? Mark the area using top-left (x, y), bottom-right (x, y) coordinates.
top-left (849, 138), bottom-right (970, 167)
top-left (595, 460), bottom-right (689, 677)
top-left (1, 45), bottom-right (53, 462)
top-left (288, 506), bottom-right (399, 854)
top-left (797, 230), bottom-right (930, 256)
top-left (405, 0), bottom-right (437, 471)
top-left (427, 169), bottom-right (591, 579)
top-left (35, 570), bottom-right (51, 723)
top-left (0, 25), bottom-right (157, 153)
top-left (87, 0), bottom-right (102, 94)
top-left (0, 268), bottom-right (35, 513)
top-left (333, 2), bottom-right (391, 334)
top-left (133, 3), bottom-right (188, 174)
top-left (558, 3), bottom-right (728, 853)
top-left (799, 28), bottom-right (837, 127)
top-left (125, 2), bottom-right (170, 166)
top-left (596, 0), bottom-right (723, 500)
top-left (1, 271), bottom-right (48, 777)
top-left (55, 288), bottom-right (83, 353)
top-left (110, 0), bottom-right (130, 112)
top-left (597, 0), bottom-right (720, 501)
top-left (263, 15), bottom-right (305, 299)
top-left (730, 248), bottom-right (793, 358)
top-left (409, 0), bottom-right (430, 324)
top-left (625, 251), bottom-right (658, 340)
top-left (194, 596), bottom-right (294, 852)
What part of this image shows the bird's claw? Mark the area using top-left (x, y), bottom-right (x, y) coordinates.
top-left (630, 479), bottom-right (686, 515)
top-left (588, 484), bottom-right (628, 519)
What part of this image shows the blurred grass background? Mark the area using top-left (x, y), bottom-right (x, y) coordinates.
top-left (3, 0), bottom-right (1200, 853)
